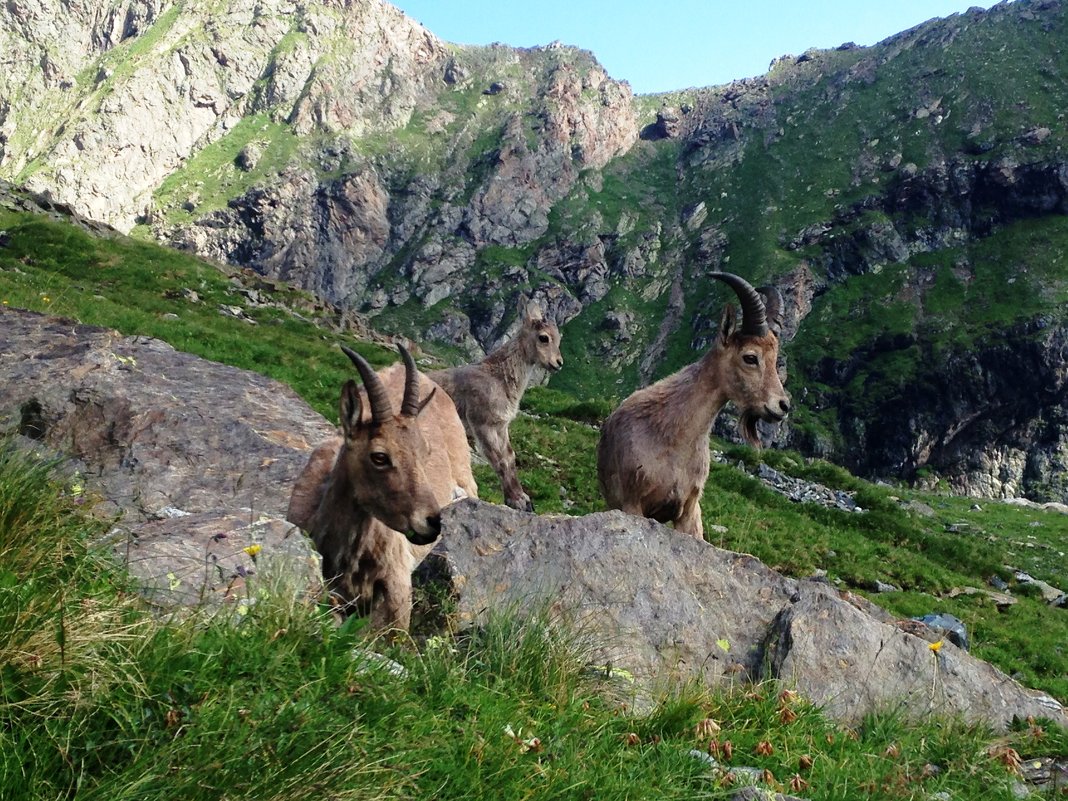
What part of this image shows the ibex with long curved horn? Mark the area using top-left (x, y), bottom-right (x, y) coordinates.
top-left (596, 272), bottom-right (791, 539)
top-left (287, 343), bottom-right (478, 632)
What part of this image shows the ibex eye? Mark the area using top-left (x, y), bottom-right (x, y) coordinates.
top-left (369, 452), bottom-right (392, 468)
top-left (743, 354), bottom-right (759, 366)
top-left (538, 334), bottom-right (550, 343)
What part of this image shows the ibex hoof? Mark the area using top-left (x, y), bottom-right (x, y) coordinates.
top-left (507, 495), bottom-right (534, 513)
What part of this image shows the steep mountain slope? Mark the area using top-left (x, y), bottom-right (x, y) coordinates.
top-left (0, 0), bottom-right (635, 323)
top-left (1, 0), bottom-right (1066, 500)
top-left (572, 0), bottom-right (1068, 500)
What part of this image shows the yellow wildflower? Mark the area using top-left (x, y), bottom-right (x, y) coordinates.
top-left (243, 543), bottom-right (262, 557)
top-left (929, 640), bottom-right (943, 653)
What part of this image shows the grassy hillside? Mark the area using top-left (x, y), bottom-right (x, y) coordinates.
top-left (0, 207), bottom-right (399, 419)
top-left (4, 442), bottom-right (1064, 801)
top-left (2, 204), bottom-right (1068, 800)
top-left (499, 1), bottom-right (1068, 466)
top-left (2, 203), bottom-right (1067, 695)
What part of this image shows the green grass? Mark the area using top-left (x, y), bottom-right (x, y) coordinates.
top-left (1, 441), bottom-right (1063, 801)
top-left (149, 113), bottom-right (302, 226)
top-left (0, 210), bottom-right (394, 419)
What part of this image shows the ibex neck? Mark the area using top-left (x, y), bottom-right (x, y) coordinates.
top-left (318, 461), bottom-right (371, 534)
top-left (481, 338), bottom-right (532, 400)
top-left (674, 348), bottom-right (731, 437)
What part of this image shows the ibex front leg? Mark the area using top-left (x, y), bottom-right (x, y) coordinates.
top-left (474, 422), bottom-right (533, 512)
top-left (675, 490), bottom-right (705, 540)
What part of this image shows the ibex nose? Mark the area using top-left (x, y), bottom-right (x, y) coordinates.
top-left (779, 398), bottom-right (791, 415)
top-left (407, 513), bottom-right (442, 546)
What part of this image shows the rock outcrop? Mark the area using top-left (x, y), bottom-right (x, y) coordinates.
top-left (3, 0), bottom-right (453, 232)
top-left (813, 316), bottom-right (1068, 501)
top-left (0, 307), bottom-right (332, 607)
top-left (424, 499), bottom-right (1068, 730)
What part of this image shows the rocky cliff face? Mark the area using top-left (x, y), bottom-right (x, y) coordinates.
top-left (2, 0), bottom-right (456, 231)
top-left (166, 46), bottom-right (636, 317)
top-left (788, 153), bottom-right (1068, 499)
top-left (2, 0), bottom-right (1067, 500)
top-left (0, 0), bottom-right (637, 347)
top-left (804, 317), bottom-right (1068, 501)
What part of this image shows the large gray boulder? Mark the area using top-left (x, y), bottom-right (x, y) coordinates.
top-left (766, 583), bottom-right (1067, 726)
top-left (426, 499), bottom-right (1068, 730)
top-left (427, 499), bottom-right (797, 683)
top-left (0, 308), bottom-right (333, 521)
top-left (0, 308), bottom-right (331, 606)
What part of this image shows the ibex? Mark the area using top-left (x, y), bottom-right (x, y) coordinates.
top-left (596, 272), bottom-right (791, 539)
top-left (287, 343), bottom-right (478, 633)
top-left (427, 301), bottom-right (563, 513)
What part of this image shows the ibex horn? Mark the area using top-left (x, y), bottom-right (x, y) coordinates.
top-left (757, 284), bottom-right (784, 337)
top-left (397, 343), bottom-right (424, 418)
top-left (341, 344), bottom-right (393, 425)
top-left (709, 272), bottom-right (769, 337)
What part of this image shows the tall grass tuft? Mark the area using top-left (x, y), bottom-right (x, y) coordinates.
top-left (0, 439), bottom-right (152, 797)
top-left (0, 441), bottom-right (1061, 800)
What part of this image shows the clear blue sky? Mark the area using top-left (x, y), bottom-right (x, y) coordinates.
top-left (391, 0), bottom-right (1003, 94)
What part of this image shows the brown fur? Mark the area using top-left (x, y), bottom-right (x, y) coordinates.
top-left (597, 304), bottom-right (790, 539)
top-left (287, 354), bottom-right (477, 633)
top-left (428, 302), bottom-right (563, 512)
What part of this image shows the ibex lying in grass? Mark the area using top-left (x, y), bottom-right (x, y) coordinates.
top-left (597, 272), bottom-right (791, 539)
top-left (428, 301), bottom-right (563, 513)
top-left (287, 343), bottom-right (478, 632)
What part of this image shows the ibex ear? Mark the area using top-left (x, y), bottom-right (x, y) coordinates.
top-left (339, 380), bottom-right (364, 439)
top-left (413, 386), bottom-right (437, 417)
top-left (521, 296), bottom-right (543, 324)
top-left (719, 304), bottom-right (738, 344)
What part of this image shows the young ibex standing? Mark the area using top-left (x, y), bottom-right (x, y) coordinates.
top-left (287, 343), bottom-right (478, 633)
top-left (427, 301), bottom-right (563, 513)
top-left (596, 272), bottom-right (791, 539)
